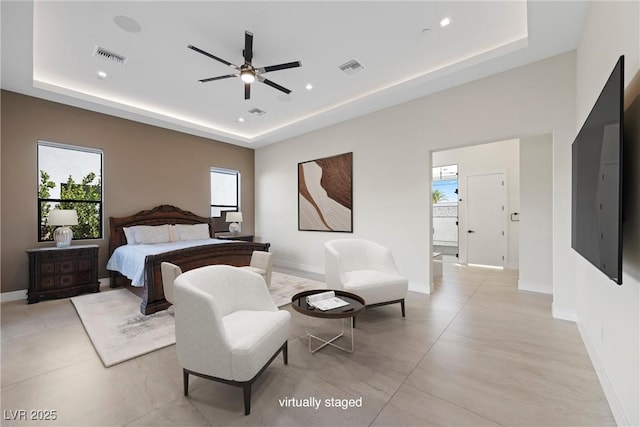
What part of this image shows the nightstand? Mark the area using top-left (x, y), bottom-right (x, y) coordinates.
top-left (26, 244), bottom-right (100, 303)
top-left (214, 232), bottom-right (254, 242)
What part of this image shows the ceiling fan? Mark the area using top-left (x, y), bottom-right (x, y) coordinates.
top-left (188, 31), bottom-right (302, 100)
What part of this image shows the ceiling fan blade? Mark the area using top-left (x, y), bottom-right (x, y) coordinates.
top-left (199, 74), bottom-right (238, 83)
top-left (188, 44), bottom-right (234, 67)
top-left (244, 83), bottom-right (251, 100)
top-left (258, 61), bottom-right (301, 73)
top-left (258, 76), bottom-right (291, 94)
top-left (243, 31), bottom-right (253, 65)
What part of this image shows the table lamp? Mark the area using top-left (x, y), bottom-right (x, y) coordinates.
top-left (47, 209), bottom-right (78, 248)
top-left (225, 211), bottom-right (243, 233)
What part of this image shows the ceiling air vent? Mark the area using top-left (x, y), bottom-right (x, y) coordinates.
top-left (248, 108), bottom-right (267, 116)
top-left (93, 46), bottom-right (127, 65)
top-left (338, 59), bottom-right (364, 75)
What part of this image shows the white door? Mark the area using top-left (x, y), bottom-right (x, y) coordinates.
top-left (466, 173), bottom-right (506, 267)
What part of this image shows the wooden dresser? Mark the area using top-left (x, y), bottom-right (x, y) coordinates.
top-left (26, 245), bottom-right (100, 303)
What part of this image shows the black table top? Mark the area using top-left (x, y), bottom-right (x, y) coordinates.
top-left (291, 289), bottom-right (365, 319)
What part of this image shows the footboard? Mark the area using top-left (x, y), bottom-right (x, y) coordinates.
top-left (141, 241), bottom-right (270, 314)
top-left (108, 205), bottom-right (270, 315)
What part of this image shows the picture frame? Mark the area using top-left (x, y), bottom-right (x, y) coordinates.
top-left (298, 152), bottom-right (353, 232)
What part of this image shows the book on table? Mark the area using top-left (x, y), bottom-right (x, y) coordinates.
top-left (306, 291), bottom-right (349, 311)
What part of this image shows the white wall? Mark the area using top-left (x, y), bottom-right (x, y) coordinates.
top-left (519, 134), bottom-right (553, 294)
top-left (256, 52), bottom-right (576, 301)
top-left (433, 139), bottom-right (520, 268)
top-left (575, 1), bottom-right (640, 425)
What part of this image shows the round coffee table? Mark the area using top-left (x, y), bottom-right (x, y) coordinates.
top-left (291, 290), bottom-right (365, 353)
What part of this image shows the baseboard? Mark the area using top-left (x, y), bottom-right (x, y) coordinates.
top-left (409, 281), bottom-right (431, 295)
top-left (2, 278), bottom-right (111, 303)
top-left (518, 279), bottom-right (552, 294)
top-left (551, 302), bottom-right (577, 322)
top-left (1, 289), bottom-right (27, 303)
top-left (577, 319), bottom-right (630, 426)
top-left (98, 277), bottom-right (110, 289)
top-left (273, 259), bottom-right (323, 275)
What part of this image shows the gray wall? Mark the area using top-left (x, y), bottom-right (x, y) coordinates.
top-left (256, 52), bottom-right (576, 300)
top-left (519, 134), bottom-right (553, 293)
top-left (574, 1), bottom-right (640, 425)
top-left (1, 90), bottom-right (255, 294)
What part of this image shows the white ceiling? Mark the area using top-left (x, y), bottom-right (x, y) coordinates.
top-left (1, 1), bottom-right (588, 148)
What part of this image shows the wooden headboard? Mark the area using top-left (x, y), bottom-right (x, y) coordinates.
top-left (212, 215), bottom-right (234, 233)
top-left (109, 205), bottom-right (212, 255)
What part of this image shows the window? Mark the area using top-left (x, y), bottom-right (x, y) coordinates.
top-left (38, 141), bottom-right (103, 241)
top-left (210, 168), bottom-right (240, 218)
top-left (432, 164), bottom-right (459, 204)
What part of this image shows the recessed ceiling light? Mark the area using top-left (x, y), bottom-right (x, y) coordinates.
top-left (97, 71), bottom-right (107, 79)
top-left (440, 17), bottom-right (451, 27)
top-left (114, 15), bottom-right (141, 33)
top-left (305, 83), bottom-right (313, 90)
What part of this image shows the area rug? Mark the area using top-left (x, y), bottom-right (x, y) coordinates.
top-left (270, 271), bottom-right (326, 307)
top-left (71, 289), bottom-right (175, 368)
top-left (71, 273), bottom-right (325, 367)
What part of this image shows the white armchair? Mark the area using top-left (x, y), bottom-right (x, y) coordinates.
top-left (160, 262), bottom-right (182, 304)
top-left (324, 239), bottom-right (408, 324)
top-left (240, 251), bottom-right (273, 288)
top-left (174, 265), bottom-right (290, 415)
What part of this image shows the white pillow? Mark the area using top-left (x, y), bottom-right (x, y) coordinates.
top-left (134, 225), bottom-right (173, 244)
top-left (123, 226), bottom-right (138, 244)
top-left (174, 223), bottom-right (210, 241)
top-left (168, 225), bottom-right (178, 242)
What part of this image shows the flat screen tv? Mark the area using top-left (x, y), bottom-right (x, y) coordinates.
top-left (571, 55), bottom-right (624, 285)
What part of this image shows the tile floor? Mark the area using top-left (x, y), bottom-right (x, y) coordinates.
top-left (1, 263), bottom-right (615, 426)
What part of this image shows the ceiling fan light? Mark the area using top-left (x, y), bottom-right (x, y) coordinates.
top-left (241, 70), bottom-right (255, 83)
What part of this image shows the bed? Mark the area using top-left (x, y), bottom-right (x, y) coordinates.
top-left (107, 205), bottom-right (270, 315)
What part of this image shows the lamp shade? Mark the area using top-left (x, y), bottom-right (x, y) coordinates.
top-left (48, 209), bottom-right (78, 226)
top-left (225, 212), bottom-right (243, 223)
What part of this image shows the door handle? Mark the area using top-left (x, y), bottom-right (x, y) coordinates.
top-left (467, 230), bottom-right (475, 233)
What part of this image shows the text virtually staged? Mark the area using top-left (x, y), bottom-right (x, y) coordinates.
top-left (278, 396), bottom-right (364, 410)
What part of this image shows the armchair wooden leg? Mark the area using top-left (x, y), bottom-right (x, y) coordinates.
top-left (243, 384), bottom-right (252, 415)
top-left (401, 299), bottom-right (406, 317)
top-left (182, 341), bottom-right (287, 416)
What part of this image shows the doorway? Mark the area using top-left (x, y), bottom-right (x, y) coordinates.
top-left (432, 138), bottom-right (521, 271)
top-left (432, 164), bottom-right (459, 263)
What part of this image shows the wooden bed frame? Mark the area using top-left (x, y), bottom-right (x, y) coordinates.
top-left (108, 205), bottom-right (270, 315)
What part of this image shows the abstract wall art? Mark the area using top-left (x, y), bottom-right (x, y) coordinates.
top-left (298, 152), bottom-right (353, 232)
